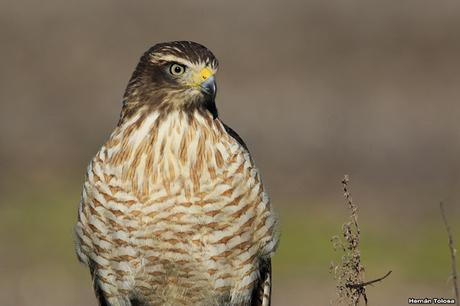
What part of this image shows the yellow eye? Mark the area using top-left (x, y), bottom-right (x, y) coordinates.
top-left (170, 63), bottom-right (185, 76)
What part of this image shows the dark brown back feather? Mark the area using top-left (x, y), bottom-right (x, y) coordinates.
top-left (222, 122), bottom-right (250, 152)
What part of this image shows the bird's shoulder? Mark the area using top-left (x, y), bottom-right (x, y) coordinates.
top-left (220, 121), bottom-right (250, 153)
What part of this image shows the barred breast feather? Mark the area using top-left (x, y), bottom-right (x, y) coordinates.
top-left (75, 107), bottom-right (278, 306)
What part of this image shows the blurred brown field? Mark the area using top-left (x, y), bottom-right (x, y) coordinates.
top-left (1, 0), bottom-right (460, 305)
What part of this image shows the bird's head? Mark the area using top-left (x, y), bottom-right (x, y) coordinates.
top-left (123, 41), bottom-right (219, 116)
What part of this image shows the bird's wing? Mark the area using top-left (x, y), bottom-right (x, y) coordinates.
top-left (251, 259), bottom-right (272, 306)
top-left (222, 122), bottom-right (250, 153)
top-left (221, 121), bottom-right (275, 306)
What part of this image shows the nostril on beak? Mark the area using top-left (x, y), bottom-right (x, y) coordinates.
top-left (200, 68), bottom-right (213, 81)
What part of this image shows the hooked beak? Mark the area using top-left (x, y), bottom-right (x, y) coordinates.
top-left (200, 75), bottom-right (216, 97)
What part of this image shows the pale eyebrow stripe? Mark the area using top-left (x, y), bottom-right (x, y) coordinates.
top-left (151, 54), bottom-right (192, 67)
top-left (149, 54), bottom-right (217, 73)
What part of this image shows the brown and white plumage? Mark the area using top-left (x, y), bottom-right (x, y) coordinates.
top-left (75, 41), bottom-right (278, 306)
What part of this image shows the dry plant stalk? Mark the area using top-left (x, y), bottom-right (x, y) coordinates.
top-left (330, 175), bottom-right (391, 306)
top-left (440, 202), bottom-right (459, 306)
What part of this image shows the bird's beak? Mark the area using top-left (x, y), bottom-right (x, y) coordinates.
top-left (195, 67), bottom-right (216, 97)
top-left (200, 75), bottom-right (216, 97)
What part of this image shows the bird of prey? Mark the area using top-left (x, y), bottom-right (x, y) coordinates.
top-left (75, 41), bottom-right (278, 306)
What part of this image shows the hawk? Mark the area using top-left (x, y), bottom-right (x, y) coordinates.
top-left (75, 41), bottom-right (278, 306)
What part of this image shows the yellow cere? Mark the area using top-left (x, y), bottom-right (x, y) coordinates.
top-left (199, 67), bottom-right (213, 81)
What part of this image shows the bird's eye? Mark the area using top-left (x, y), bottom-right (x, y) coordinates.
top-left (169, 63), bottom-right (186, 76)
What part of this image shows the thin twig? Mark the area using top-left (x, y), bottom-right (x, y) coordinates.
top-left (342, 175), bottom-right (359, 234)
top-left (331, 175), bottom-right (368, 305)
top-left (440, 202), bottom-right (459, 305)
top-left (331, 176), bottom-right (392, 306)
top-left (346, 270), bottom-right (392, 289)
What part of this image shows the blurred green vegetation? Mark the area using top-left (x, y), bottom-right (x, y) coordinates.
top-left (274, 208), bottom-right (460, 283)
top-left (1, 179), bottom-right (82, 273)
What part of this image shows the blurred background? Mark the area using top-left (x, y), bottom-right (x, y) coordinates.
top-left (1, 0), bottom-right (460, 305)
